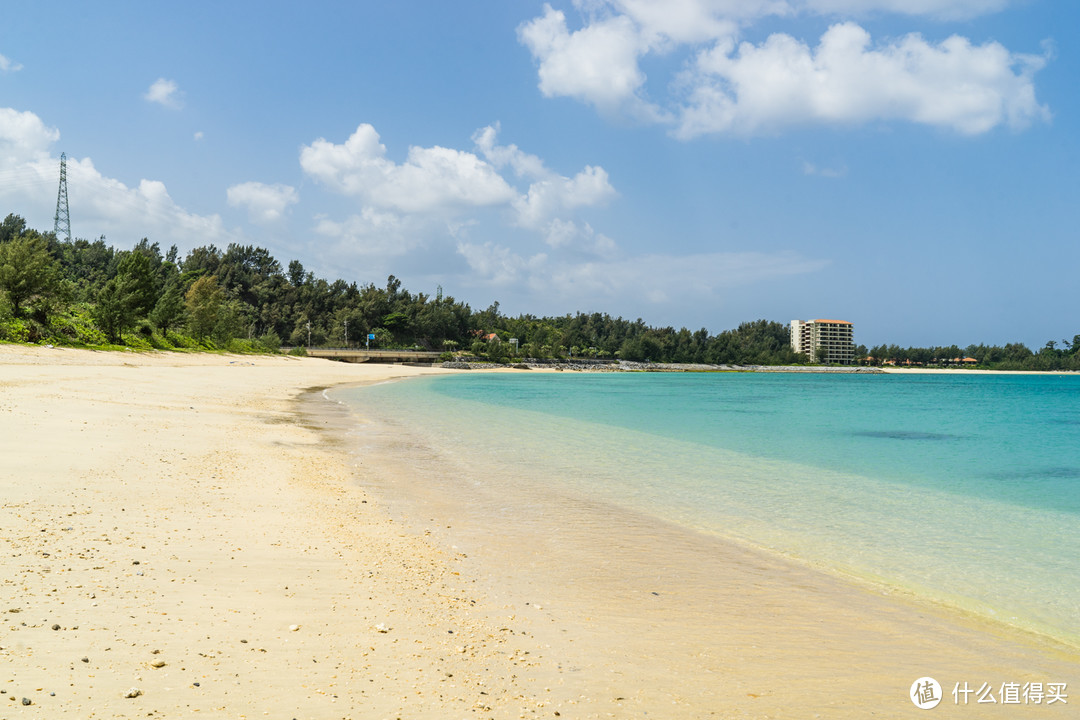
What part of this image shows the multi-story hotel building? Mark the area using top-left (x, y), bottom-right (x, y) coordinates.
top-left (791, 319), bottom-right (855, 364)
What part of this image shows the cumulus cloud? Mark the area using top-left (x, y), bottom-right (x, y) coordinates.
top-left (0, 108), bottom-right (60, 164)
top-left (63, 157), bottom-right (234, 247)
top-left (0, 106), bottom-right (236, 249)
top-left (301, 122), bottom-right (617, 259)
top-left (300, 124), bottom-right (518, 213)
top-left (514, 165), bottom-right (616, 228)
top-left (676, 23), bottom-right (1048, 137)
top-left (472, 123), bottom-right (617, 232)
top-left (226, 181), bottom-right (299, 224)
top-left (519, 1), bottom-right (1048, 137)
top-left (0, 53), bottom-right (23, 73)
top-left (517, 4), bottom-right (666, 121)
top-left (144, 78), bottom-right (183, 109)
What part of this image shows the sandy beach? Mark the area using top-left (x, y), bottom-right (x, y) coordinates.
top-left (2, 346), bottom-right (1077, 719)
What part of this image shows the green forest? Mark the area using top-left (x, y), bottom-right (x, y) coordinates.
top-left (1, 213), bottom-right (1077, 370)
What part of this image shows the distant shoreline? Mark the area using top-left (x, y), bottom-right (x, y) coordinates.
top-left (881, 366), bottom-right (1079, 375)
top-left (442, 359), bottom-right (885, 373)
top-left (443, 359), bottom-right (1080, 375)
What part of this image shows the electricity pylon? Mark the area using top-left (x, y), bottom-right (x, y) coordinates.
top-left (53, 152), bottom-right (71, 242)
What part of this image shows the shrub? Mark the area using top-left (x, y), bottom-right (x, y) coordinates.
top-left (226, 338), bottom-right (262, 354)
top-left (166, 332), bottom-right (199, 349)
top-left (0, 318), bottom-right (30, 343)
top-left (119, 332), bottom-right (154, 350)
top-left (257, 331), bottom-right (282, 352)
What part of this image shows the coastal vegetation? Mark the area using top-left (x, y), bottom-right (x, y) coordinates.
top-left (1, 213), bottom-right (1078, 370)
top-left (857, 340), bottom-right (1080, 372)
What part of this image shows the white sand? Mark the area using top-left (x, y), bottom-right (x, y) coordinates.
top-left (1, 345), bottom-right (1076, 718)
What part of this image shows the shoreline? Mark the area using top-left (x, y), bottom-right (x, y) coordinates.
top-left (326, 371), bottom-right (1080, 716)
top-left (444, 359), bottom-right (1077, 375)
top-left (2, 345), bottom-right (1076, 717)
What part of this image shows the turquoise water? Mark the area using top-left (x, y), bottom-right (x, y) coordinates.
top-left (335, 371), bottom-right (1080, 645)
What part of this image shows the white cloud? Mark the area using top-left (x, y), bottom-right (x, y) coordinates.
top-left (0, 106), bottom-right (236, 249)
top-left (297, 121), bottom-right (825, 312)
top-left (194, 131), bottom-right (204, 141)
top-left (517, 4), bottom-right (666, 121)
top-left (519, 1), bottom-right (1048, 137)
top-left (514, 165), bottom-right (617, 229)
top-left (301, 122), bottom-right (617, 256)
top-left (226, 181), bottom-right (299, 224)
top-left (300, 124), bottom-right (517, 213)
top-left (677, 23), bottom-right (1048, 137)
top-left (0, 108), bottom-right (59, 164)
top-left (472, 123), bottom-right (617, 230)
top-left (0, 53), bottom-right (23, 73)
top-left (471, 124), bottom-right (548, 178)
top-left (65, 158), bottom-right (235, 247)
top-left (144, 78), bottom-right (183, 109)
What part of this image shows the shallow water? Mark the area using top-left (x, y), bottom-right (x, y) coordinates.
top-left (333, 371), bottom-right (1080, 646)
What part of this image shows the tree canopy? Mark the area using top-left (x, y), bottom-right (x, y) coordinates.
top-left (1, 213), bottom-right (1077, 371)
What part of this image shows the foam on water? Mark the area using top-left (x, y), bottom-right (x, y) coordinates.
top-left (334, 371), bottom-right (1080, 646)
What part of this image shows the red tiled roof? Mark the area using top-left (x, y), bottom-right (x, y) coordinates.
top-left (811, 319), bottom-right (853, 325)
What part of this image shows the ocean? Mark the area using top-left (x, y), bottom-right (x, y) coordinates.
top-left (331, 370), bottom-right (1080, 647)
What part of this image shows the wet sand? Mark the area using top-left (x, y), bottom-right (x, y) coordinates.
top-left (323, 374), bottom-right (1080, 718)
top-left (1, 345), bottom-right (1076, 718)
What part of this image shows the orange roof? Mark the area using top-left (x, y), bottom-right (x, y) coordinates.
top-left (811, 319), bottom-right (852, 325)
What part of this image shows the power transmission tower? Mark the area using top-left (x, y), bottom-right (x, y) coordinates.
top-left (53, 152), bottom-right (71, 242)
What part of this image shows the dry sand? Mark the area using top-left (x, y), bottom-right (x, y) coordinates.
top-left (1, 345), bottom-right (1076, 719)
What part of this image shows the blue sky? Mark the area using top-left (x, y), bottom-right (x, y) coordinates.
top-left (1, 1), bottom-right (1076, 347)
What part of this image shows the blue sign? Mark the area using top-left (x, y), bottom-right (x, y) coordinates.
top-left (367, 333), bottom-right (375, 340)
